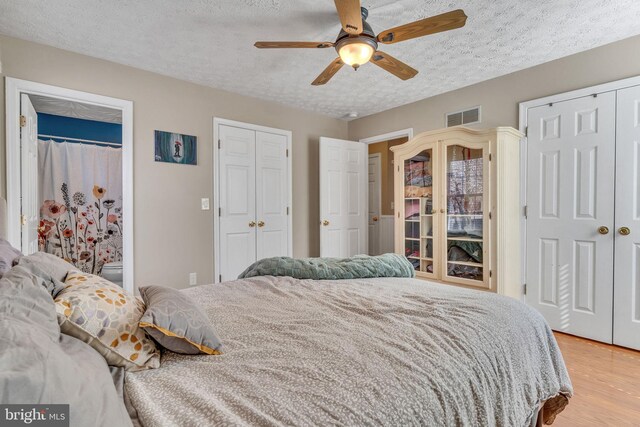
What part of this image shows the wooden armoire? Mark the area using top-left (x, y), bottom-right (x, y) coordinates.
top-left (391, 126), bottom-right (523, 298)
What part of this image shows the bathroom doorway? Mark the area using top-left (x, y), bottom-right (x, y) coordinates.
top-left (5, 78), bottom-right (133, 291)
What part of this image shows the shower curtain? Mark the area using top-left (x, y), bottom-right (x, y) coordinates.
top-left (38, 140), bottom-right (123, 275)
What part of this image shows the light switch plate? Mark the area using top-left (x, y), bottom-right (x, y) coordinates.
top-left (189, 272), bottom-right (197, 286)
top-left (201, 198), bottom-right (210, 210)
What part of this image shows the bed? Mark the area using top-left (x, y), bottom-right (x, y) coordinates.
top-left (124, 275), bottom-right (572, 426)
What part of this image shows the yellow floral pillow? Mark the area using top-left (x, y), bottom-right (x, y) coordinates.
top-left (55, 271), bottom-right (160, 371)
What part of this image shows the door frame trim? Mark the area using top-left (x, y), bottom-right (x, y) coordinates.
top-left (212, 117), bottom-right (293, 283)
top-left (4, 77), bottom-right (134, 292)
top-left (358, 128), bottom-right (414, 145)
top-left (518, 74), bottom-right (640, 298)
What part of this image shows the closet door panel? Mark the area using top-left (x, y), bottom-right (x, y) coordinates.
top-left (218, 125), bottom-right (256, 281)
top-left (614, 85), bottom-right (640, 350)
top-left (525, 93), bottom-right (616, 343)
top-left (256, 131), bottom-right (289, 260)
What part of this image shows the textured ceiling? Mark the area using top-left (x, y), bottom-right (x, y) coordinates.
top-left (2, 1), bottom-right (640, 120)
top-left (29, 95), bottom-right (122, 124)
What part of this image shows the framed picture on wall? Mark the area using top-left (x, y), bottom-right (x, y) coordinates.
top-left (154, 130), bottom-right (197, 165)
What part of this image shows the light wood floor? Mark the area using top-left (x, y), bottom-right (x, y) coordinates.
top-left (552, 332), bottom-right (640, 426)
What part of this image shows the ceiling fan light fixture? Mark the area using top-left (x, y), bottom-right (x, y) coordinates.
top-left (254, 4), bottom-right (467, 85)
top-left (336, 38), bottom-right (377, 69)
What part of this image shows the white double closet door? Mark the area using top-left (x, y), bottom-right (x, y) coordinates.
top-left (526, 85), bottom-right (640, 350)
top-left (217, 124), bottom-right (290, 281)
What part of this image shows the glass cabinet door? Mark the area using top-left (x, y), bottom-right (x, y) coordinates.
top-left (444, 144), bottom-right (487, 284)
top-left (403, 149), bottom-right (435, 275)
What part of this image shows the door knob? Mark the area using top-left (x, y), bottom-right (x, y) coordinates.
top-left (249, 221), bottom-right (256, 228)
top-left (597, 226), bottom-right (609, 235)
top-left (619, 226), bottom-right (631, 236)
top-left (322, 220), bottom-right (330, 226)
top-left (372, 216), bottom-right (379, 222)
top-left (257, 221), bottom-right (265, 227)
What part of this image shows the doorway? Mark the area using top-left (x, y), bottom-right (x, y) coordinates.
top-left (368, 153), bottom-right (381, 255)
top-left (360, 129), bottom-right (412, 255)
top-left (5, 78), bottom-right (134, 292)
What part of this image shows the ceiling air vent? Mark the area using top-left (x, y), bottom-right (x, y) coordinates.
top-left (446, 106), bottom-right (481, 127)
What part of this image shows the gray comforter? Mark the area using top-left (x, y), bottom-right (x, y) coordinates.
top-left (125, 277), bottom-right (572, 426)
top-left (238, 254), bottom-right (415, 280)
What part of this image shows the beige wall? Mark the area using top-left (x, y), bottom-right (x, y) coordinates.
top-left (349, 35), bottom-right (640, 140)
top-left (0, 35), bottom-right (348, 289)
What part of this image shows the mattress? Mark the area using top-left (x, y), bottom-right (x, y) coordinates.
top-left (125, 276), bottom-right (572, 426)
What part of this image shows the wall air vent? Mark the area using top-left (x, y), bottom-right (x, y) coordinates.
top-left (446, 106), bottom-right (481, 127)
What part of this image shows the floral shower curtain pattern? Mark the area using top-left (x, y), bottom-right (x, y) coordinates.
top-left (38, 140), bottom-right (123, 275)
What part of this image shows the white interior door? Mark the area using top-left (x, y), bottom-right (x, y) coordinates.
top-left (218, 125), bottom-right (256, 281)
top-left (526, 93), bottom-right (616, 343)
top-left (614, 85), bottom-right (640, 350)
top-left (20, 94), bottom-right (39, 255)
top-left (256, 131), bottom-right (289, 260)
top-left (368, 154), bottom-right (381, 255)
top-left (319, 137), bottom-right (367, 258)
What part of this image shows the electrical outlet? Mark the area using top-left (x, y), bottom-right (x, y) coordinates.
top-left (201, 198), bottom-right (210, 210)
top-left (189, 272), bottom-right (197, 286)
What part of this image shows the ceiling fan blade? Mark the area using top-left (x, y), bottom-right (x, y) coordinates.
top-left (254, 41), bottom-right (334, 49)
top-left (370, 51), bottom-right (418, 80)
top-left (377, 9), bottom-right (467, 44)
top-left (312, 57), bottom-right (344, 86)
top-left (334, 0), bottom-right (363, 35)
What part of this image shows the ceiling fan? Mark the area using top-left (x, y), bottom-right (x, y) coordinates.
top-left (254, 0), bottom-right (467, 85)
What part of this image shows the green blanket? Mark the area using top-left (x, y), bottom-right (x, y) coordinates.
top-left (238, 254), bottom-right (415, 280)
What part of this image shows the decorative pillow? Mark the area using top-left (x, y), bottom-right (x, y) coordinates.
top-left (16, 251), bottom-right (73, 283)
top-left (0, 238), bottom-right (22, 278)
top-left (0, 266), bottom-right (132, 426)
top-left (139, 286), bottom-right (222, 355)
top-left (55, 271), bottom-right (160, 370)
